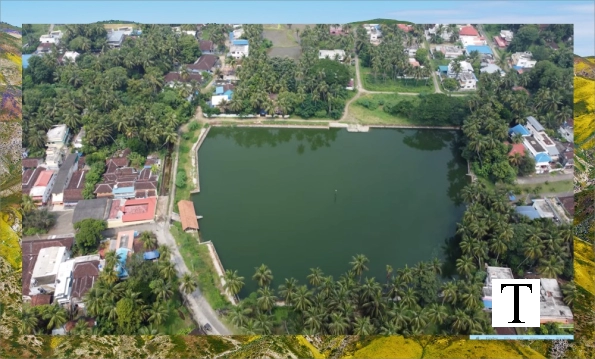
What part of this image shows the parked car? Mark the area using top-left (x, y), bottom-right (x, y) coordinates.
top-left (204, 323), bottom-right (212, 331)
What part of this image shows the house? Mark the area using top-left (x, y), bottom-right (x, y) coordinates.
top-left (28, 246), bottom-right (70, 296)
top-left (558, 120), bottom-right (573, 143)
top-left (72, 198), bottom-right (111, 224)
top-left (465, 45), bottom-right (493, 56)
top-left (21, 236), bottom-right (75, 301)
top-left (178, 200), bottom-right (199, 232)
top-left (143, 250), bottom-right (160, 261)
top-left (187, 54), bottom-right (220, 73)
top-left (63, 170), bottom-right (87, 208)
top-left (434, 45), bottom-right (464, 59)
top-left (561, 149), bottom-right (574, 169)
top-left (493, 36), bottom-right (507, 48)
top-left (510, 52), bottom-right (536, 68)
top-left (405, 45), bottom-right (419, 57)
top-left (229, 39), bottom-right (249, 59)
top-left (538, 278), bottom-right (573, 324)
top-left (447, 60), bottom-right (474, 78)
top-left (30, 294), bottom-right (52, 307)
top-left (518, 199), bottom-right (557, 220)
top-left (397, 24), bottom-right (413, 32)
top-left (164, 72), bottom-right (203, 88)
top-left (500, 30), bottom-right (514, 43)
top-left (23, 168), bottom-right (44, 196)
top-left (62, 51), bottom-right (80, 63)
top-left (408, 58), bottom-right (421, 67)
top-left (330, 25), bottom-right (344, 35)
top-left (508, 143), bottom-right (526, 157)
top-left (426, 24), bottom-right (452, 42)
top-left (457, 72), bottom-right (477, 90)
top-left (459, 25), bottom-right (479, 38)
top-left (211, 94), bottom-right (230, 107)
top-left (481, 266), bottom-right (514, 310)
top-left (45, 124), bottom-right (69, 168)
top-left (23, 158), bottom-right (42, 169)
top-left (107, 30), bottom-right (127, 48)
top-left (363, 24), bottom-right (382, 42)
top-left (199, 40), bottom-right (215, 54)
top-left (39, 33), bottom-right (60, 45)
top-left (51, 153), bottom-right (79, 208)
top-left (73, 129), bottom-right (85, 149)
top-left (319, 49), bottom-right (346, 61)
top-left (121, 197), bottom-right (157, 223)
top-left (526, 116), bottom-right (560, 161)
top-left (31, 170), bottom-right (56, 206)
top-left (54, 255), bottom-right (102, 306)
top-left (37, 43), bottom-right (53, 54)
top-left (509, 124), bottom-right (531, 137)
top-left (480, 63), bottom-right (505, 76)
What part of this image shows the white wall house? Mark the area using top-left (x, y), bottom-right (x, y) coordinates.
top-left (29, 246), bottom-right (70, 296)
top-left (63, 51), bottom-right (80, 63)
top-left (511, 52), bottom-right (537, 68)
top-left (73, 129), bottom-right (85, 149)
top-left (500, 30), bottom-right (513, 42)
top-left (458, 72), bottom-right (478, 90)
top-left (319, 49), bottom-right (346, 61)
top-left (39, 31), bottom-right (62, 44)
top-left (30, 170), bottom-right (56, 206)
top-left (434, 46), bottom-right (464, 59)
top-left (447, 60), bottom-right (474, 78)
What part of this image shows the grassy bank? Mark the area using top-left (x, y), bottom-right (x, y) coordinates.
top-left (173, 122), bottom-right (203, 212)
top-left (517, 179), bottom-right (573, 194)
top-left (170, 222), bottom-right (230, 310)
top-left (348, 94), bottom-right (425, 125)
top-left (360, 66), bottom-right (434, 93)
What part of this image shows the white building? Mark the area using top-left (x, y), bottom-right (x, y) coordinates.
top-left (229, 41), bottom-right (249, 59)
top-left (73, 129), bottom-right (85, 149)
top-left (460, 36), bottom-right (487, 47)
top-left (458, 72), bottom-right (478, 90)
top-left (500, 30), bottom-right (514, 43)
top-left (363, 24), bottom-right (382, 42)
top-left (447, 60), bottom-right (474, 78)
top-left (526, 116), bottom-right (560, 161)
top-left (319, 49), bottom-right (346, 61)
top-left (30, 170), bottom-right (56, 206)
top-left (62, 51), bottom-right (80, 63)
top-left (46, 124), bottom-right (69, 148)
top-left (480, 63), bottom-right (505, 77)
top-left (39, 31), bottom-right (62, 45)
top-left (211, 95), bottom-right (230, 107)
top-left (54, 255), bottom-right (102, 306)
top-left (511, 52), bottom-right (537, 68)
top-left (434, 45), bottom-right (464, 59)
top-left (426, 24), bottom-right (452, 42)
top-left (29, 246), bottom-right (70, 295)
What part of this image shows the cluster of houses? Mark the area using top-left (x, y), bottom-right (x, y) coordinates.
top-left (508, 115), bottom-right (573, 174)
top-left (481, 266), bottom-right (573, 334)
top-left (22, 228), bottom-right (161, 335)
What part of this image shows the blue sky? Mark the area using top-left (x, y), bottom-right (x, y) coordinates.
top-left (2, 1), bottom-right (593, 55)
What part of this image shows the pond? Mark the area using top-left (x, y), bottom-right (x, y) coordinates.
top-left (192, 127), bottom-right (468, 296)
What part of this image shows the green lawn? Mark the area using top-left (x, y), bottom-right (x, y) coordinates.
top-left (360, 66), bottom-right (434, 93)
top-left (517, 179), bottom-right (573, 195)
top-left (348, 93), bottom-right (423, 125)
top-left (173, 123), bottom-right (202, 212)
top-left (170, 222), bottom-right (230, 311)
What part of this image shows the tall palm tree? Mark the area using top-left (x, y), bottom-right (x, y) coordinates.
top-left (278, 277), bottom-right (299, 306)
top-left (180, 273), bottom-right (197, 304)
top-left (252, 264), bottom-right (274, 288)
top-left (19, 305), bottom-right (39, 335)
top-left (350, 254), bottom-right (369, 283)
top-left (307, 267), bottom-right (324, 287)
top-left (139, 231), bottom-right (158, 250)
top-left (353, 316), bottom-right (375, 335)
top-left (256, 286), bottom-right (277, 315)
top-left (327, 312), bottom-right (349, 335)
top-left (254, 312), bottom-right (273, 335)
top-left (148, 301), bottom-right (170, 327)
top-left (42, 304), bottom-right (68, 331)
top-left (223, 269), bottom-right (245, 302)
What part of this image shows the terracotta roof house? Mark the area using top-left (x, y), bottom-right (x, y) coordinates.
top-left (107, 157), bottom-right (129, 168)
top-left (22, 168), bottom-right (44, 196)
top-left (164, 72), bottom-right (203, 85)
top-left (199, 40), bottom-right (215, 53)
top-left (71, 260), bottom-right (101, 300)
top-left (397, 24), bottom-right (413, 32)
top-left (508, 143), bottom-right (526, 156)
top-left (187, 54), bottom-right (219, 73)
top-left (21, 237), bottom-right (75, 297)
top-left (64, 170), bottom-right (87, 207)
top-left (330, 25), bottom-right (344, 35)
top-left (31, 294), bottom-right (52, 306)
top-left (23, 158), bottom-right (42, 169)
top-left (121, 197), bottom-right (157, 222)
top-left (178, 200), bottom-right (199, 232)
top-left (459, 25), bottom-right (479, 37)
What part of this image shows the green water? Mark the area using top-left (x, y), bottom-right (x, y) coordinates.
top-left (192, 127), bottom-right (468, 296)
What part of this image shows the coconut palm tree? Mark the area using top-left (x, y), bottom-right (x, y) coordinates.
top-left (223, 269), bottom-right (245, 302)
top-left (42, 304), bottom-right (68, 331)
top-left (228, 301), bottom-right (252, 327)
top-left (327, 312), bottom-right (349, 335)
top-left (19, 305), bottom-right (39, 334)
top-left (307, 267), bottom-right (324, 287)
top-left (139, 231), bottom-right (158, 250)
top-left (70, 319), bottom-right (91, 335)
top-left (353, 316), bottom-right (375, 335)
top-left (254, 312), bottom-right (273, 335)
top-left (148, 301), bottom-right (170, 327)
top-left (350, 254), bottom-right (369, 283)
top-left (252, 264), bottom-right (273, 288)
top-left (278, 277), bottom-right (299, 306)
top-left (157, 245), bottom-right (172, 260)
top-left (256, 286), bottom-right (277, 315)
top-left (180, 273), bottom-right (197, 304)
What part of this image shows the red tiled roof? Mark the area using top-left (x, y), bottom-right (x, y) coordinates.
top-left (23, 168), bottom-right (44, 193)
top-left (109, 157), bottom-right (129, 168)
top-left (31, 294), bottom-right (52, 306)
top-left (94, 183), bottom-right (113, 194)
top-left (398, 24), bottom-right (413, 32)
top-left (122, 197), bottom-right (157, 222)
top-left (179, 200), bottom-right (199, 231)
top-left (64, 189), bottom-right (85, 202)
top-left (105, 161), bottom-right (118, 174)
top-left (34, 170), bottom-right (54, 187)
top-left (135, 181), bottom-right (156, 191)
top-left (108, 200), bottom-right (121, 219)
top-left (509, 143), bottom-right (526, 156)
top-left (459, 26), bottom-right (479, 37)
top-left (199, 40), bottom-right (214, 52)
top-left (78, 156), bottom-right (86, 168)
top-left (71, 260), bottom-right (100, 299)
top-left (22, 238), bottom-right (74, 295)
top-left (188, 54), bottom-right (218, 71)
top-left (493, 36), bottom-right (506, 47)
top-left (23, 158), bottom-right (42, 168)
top-left (566, 118), bottom-right (574, 127)
top-left (67, 170), bottom-right (87, 190)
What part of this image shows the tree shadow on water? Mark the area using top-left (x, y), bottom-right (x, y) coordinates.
top-left (402, 129), bottom-right (455, 152)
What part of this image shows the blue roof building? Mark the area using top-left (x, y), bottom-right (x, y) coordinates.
top-left (232, 39), bottom-right (249, 46)
top-left (465, 45), bottom-right (493, 55)
top-left (482, 299), bottom-right (492, 309)
top-left (115, 248), bottom-right (131, 277)
top-left (515, 206), bottom-right (541, 220)
top-left (224, 90), bottom-right (233, 99)
top-left (438, 65), bottom-right (449, 74)
top-left (535, 153), bottom-right (552, 163)
top-left (215, 86), bottom-right (224, 95)
top-left (143, 250), bottom-right (160, 261)
top-left (509, 124), bottom-right (530, 137)
top-left (113, 186), bottom-right (135, 199)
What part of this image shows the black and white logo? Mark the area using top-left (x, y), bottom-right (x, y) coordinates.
top-left (492, 279), bottom-right (540, 327)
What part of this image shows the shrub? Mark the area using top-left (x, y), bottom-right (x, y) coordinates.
top-left (188, 122), bottom-right (200, 131)
top-left (175, 171), bottom-right (187, 188)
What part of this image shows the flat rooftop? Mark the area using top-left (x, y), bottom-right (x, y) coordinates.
top-left (525, 137), bottom-right (546, 154)
top-left (483, 266), bottom-right (514, 297)
top-left (539, 278), bottom-right (573, 322)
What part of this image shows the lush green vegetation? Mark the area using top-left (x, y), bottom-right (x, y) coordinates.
top-left (19, 231), bottom-right (196, 335)
top-left (207, 25), bottom-right (353, 120)
top-left (356, 24), bottom-right (433, 92)
top-left (22, 195), bottom-right (56, 236)
top-left (73, 219), bottom-right (107, 255)
top-left (221, 181), bottom-right (574, 336)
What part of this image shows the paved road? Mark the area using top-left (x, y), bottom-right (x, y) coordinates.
top-left (516, 172), bottom-right (573, 185)
top-left (102, 222), bottom-right (232, 335)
